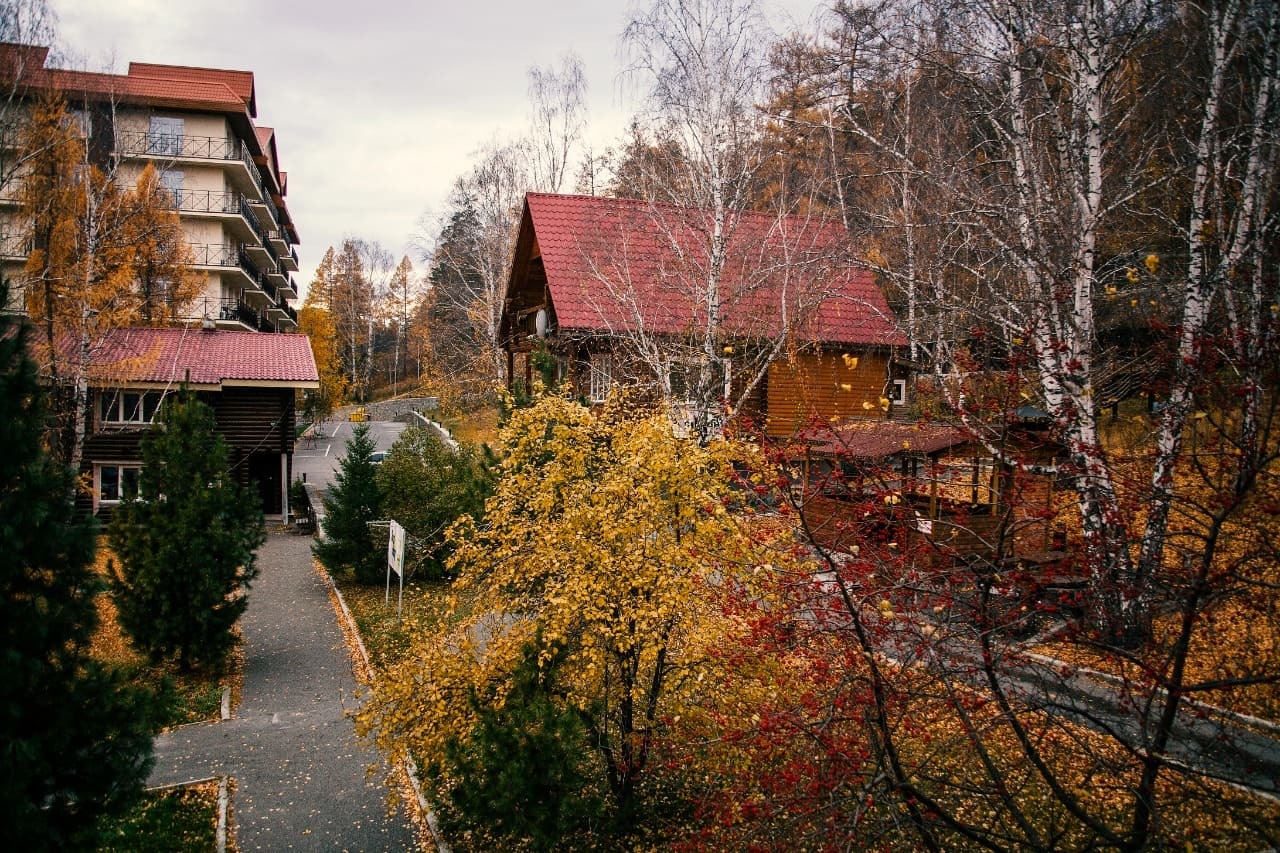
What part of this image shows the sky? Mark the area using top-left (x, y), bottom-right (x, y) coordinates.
top-left (50, 0), bottom-right (824, 293)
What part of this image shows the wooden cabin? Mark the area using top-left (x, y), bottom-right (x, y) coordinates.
top-left (499, 193), bottom-right (908, 434)
top-left (798, 418), bottom-right (1065, 567)
top-left (76, 326), bottom-right (319, 518)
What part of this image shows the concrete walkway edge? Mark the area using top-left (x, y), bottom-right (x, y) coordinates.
top-left (318, 565), bottom-right (452, 853)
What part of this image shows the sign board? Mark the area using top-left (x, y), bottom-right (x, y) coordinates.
top-left (916, 518), bottom-right (934, 535)
top-left (388, 520), bottom-right (405, 578)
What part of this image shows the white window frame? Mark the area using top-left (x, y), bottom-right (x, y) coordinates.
top-left (148, 116), bottom-right (184, 156)
top-left (96, 462), bottom-right (142, 508)
top-left (589, 353), bottom-right (613, 403)
top-left (98, 390), bottom-right (161, 426)
top-left (890, 378), bottom-right (908, 406)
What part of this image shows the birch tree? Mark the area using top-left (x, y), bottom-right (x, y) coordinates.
top-left (618, 0), bottom-right (799, 439)
top-left (527, 52), bottom-right (587, 194)
top-left (328, 238), bottom-right (373, 401)
top-left (811, 0), bottom-right (1280, 643)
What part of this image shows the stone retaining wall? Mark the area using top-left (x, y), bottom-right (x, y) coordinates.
top-left (365, 396), bottom-right (438, 422)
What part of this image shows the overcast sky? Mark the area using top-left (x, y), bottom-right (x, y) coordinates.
top-left (50, 0), bottom-right (823, 292)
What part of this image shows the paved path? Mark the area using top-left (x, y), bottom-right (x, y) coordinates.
top-left (148, 532), bottom-right (419, 851)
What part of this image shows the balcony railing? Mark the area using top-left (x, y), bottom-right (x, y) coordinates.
top-left (0, 231), bottom-right (30, 258)
top-left (250, 189), bottom-right (281, 231)
top-left (167, 188), bottom-right (241, 215)
top-left (164, 189), bottom-right (265, 244)
top-left (118, 130), bottom-right (270, 202)
top-left (219, 297), bottom-right (277, 332)
top-left (188, 243), bottom-right (237, 267)
top-left (117, 129), bottom-right (245, 161)
top-left (236, 246), bottom-right (280, 301)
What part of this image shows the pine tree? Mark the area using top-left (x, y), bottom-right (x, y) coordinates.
top-left (441, 639), bottom-right (603, 850)
top-left (0, 286), bottom-right (157, 849)
top-left (314, 424), bottom-right (384, 584)
top-left (376, 426), bottom-right (493, 580)
top-left (109, 392), bottom-right (265, 670)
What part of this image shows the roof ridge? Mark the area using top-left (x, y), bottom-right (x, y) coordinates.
top-left (526, 191), bottom-right (848, 231)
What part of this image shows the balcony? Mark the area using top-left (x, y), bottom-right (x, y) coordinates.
top-left (166, 189), bottom-right (265, 245)
top-left (218, 297), bottom-right (278, 333)
top-left (265, 228), bottom-right (290, 256)
top-left (115, 130), bottom-right (266, 201)
top-left (279, 245), bottom-right (299, 272)
top-left (247, 189), bottom-right (281, 232)
top-left (278, 275), bottom-right (298, 300)
top-left (236, 246), bottom-right (279, 302)
top-left (188, 242), bottom-right (237, 268)
top-left (265, 294), bottom-right (298, 330)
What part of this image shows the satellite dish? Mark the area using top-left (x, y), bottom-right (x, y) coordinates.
top-left (535, 308), bottom-right (549, 339)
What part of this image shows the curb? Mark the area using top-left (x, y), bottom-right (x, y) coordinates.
top-left (317, 565), bottom-right (451, 853)
top-left (145, 775), bottom-right (229, 852)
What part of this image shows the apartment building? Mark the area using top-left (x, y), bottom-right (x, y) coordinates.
top-left (0, 42), bottom-right (300, 333)
top-left (0, 44), bottom-right (317, 519)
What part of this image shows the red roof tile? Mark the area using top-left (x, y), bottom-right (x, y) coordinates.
top-left (809, 421), bottom-right (970, 458)
top-left (127, 62), bottom-right (256, 115)
top-left (0, 42), bottom-right (250, 117)
top-left (85, 328), bottom-right (318, 388)
top-left (21, 65), bottom-right (247, 113)
top-left (524, 193), bottom-right (906, 347)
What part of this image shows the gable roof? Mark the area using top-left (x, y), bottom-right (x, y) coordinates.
top-left (85, 328), bottom-right (318, 390)
top-left (516, 193), bottom-right (905, 348)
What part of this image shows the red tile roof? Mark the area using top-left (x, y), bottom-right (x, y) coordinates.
top-left (86, 328), bottom-right (318, 388)
top-left (0, 43), bottom-right (254, 124)
top-left (809, 421), bottom-right (970, 458)
top-left (128, 62), bottom-right (256, 115)
top-left (523, 193), bottom-right (906, 347)
top-left (18, 65), bottom-right (247, 113)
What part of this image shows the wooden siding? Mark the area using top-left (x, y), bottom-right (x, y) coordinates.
top-left (209, 387), bottom-right (295, 454)
top-left (77, 386), bottom-right (296, 516)
top-left (766, 350), bottom-right (892, 436)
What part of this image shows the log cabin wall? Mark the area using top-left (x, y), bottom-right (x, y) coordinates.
top-left (77, 385), bottom-right (296, 516)
top-left (209, 387), bottom-right (295, 455)
top-left (766, 349), bottom-right (892, 436)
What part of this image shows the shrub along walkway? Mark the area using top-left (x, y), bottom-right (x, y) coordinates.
top-left (147, 532), bottom-right (418, 851)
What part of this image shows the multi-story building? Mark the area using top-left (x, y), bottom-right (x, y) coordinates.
top-left (0, 43), bottom-right (317, 519)
top-left (0, 42), bottom-right (301, 333)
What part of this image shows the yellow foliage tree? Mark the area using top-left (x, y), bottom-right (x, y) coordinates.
top-left (360, 392), bottom-right (797, 828)
top-left (298, 248), bottom-right (348, 421)
top-left (124, 164), bottom-right (201, 325)
top-left (18, 95), bottom-right (196, 468)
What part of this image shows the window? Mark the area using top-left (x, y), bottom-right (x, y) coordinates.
top-left (68, 108), bottom-right (91, 138)
top-left (147, 116), bottom-right (184, 156)
top-left (890, 379), bottom-right (908, 406)
top-left (159, 169), bottom-right (184, 206)
top-left (99, 390), bottom-right (161, 425)
top-left (98, 464), bottom-right (141, 505)
top-left (589, 353), bottom-right (613, 403)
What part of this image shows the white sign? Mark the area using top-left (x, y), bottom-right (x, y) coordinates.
top-left (916, 518), bottom-right (934, 535)
top-left (387, 520), bottom-right (405, 578)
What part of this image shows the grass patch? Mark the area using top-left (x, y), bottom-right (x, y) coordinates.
top-left (330, 568), bottom-right (476, 672)
top-left (96, 780), bottom-right (220, 852)
top-left (437, 405), bottom-right (500, 447)
top-left (89, 543), bottom-right (234, 728)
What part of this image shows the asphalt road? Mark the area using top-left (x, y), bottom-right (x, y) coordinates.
top-left (293, 417), bottom-right (407, 492)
